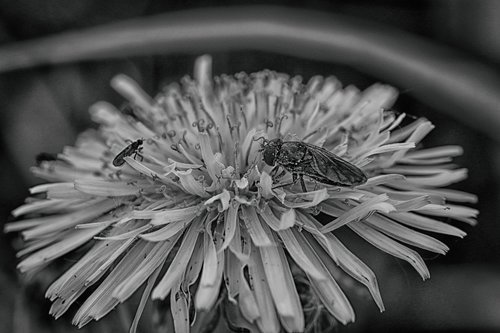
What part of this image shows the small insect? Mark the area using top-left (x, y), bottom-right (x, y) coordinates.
top-left (35, 152), bottom-right (58, 165)
top-left (258, 138), bottom-right (367, 191)
top-left (112, 139), bottom-right (144, 167)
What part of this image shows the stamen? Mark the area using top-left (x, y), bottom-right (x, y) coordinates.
top-left (170, 144), bottom-right (179, 152)
top-left (234, 141), bottom-right (241, 175)
top-left (276, 113), bottom-right (289, 137)
top-left (180, 131), bottom-right (188, 145)
top-left (238, 104), bottom-right (248, 131)
top-left (206, 122), bottom-right (214, 135)
top-left (266, 120), bottom-right (274, 131)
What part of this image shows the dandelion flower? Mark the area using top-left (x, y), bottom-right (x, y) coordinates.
top-left (6, 55), bottom-right (478, 332)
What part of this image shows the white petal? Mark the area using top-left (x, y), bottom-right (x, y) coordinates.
top-left (258, 205), bottom-right (282, 231)
top-left (94, 224), bottom-right (150, 241)
top-left (111, 74), bottom-right (155, 114)
top-left (130, 263), bottom-right (164, 333)
top-left (152, 217), bottom-right (202, 300)
top-left (195, 225), bottom-right (225, 310)
top-left (198, 132), bottom-right (225, 187)
top-left (238, 264), bottom-right (261, 322)
top-left (19, 199), bottom-right (114, 240)
top-left (18, 226), bottom-right (106, 273)
top-left (74, 179), bottom-right (140, 196)
top-left (113, 235), bottom-right (181, 302)
top-left (175, 169), bottom-right (210, 197)
top-left (282, 188), bottom-right (329, 209)
top-left (258, 224), bottom-right (304, 322)
top-left (219, 203), bottom-right (240, 252)
top-left (248, 246), bottom-right (280, 333)
top-left (404, 145), bottom-right (463, 159)
top-left (183, 236), bottom-right (204, 287)
top-left (278, 228), bottom-right (325, 281)
top-left (199, 228), bottom-right (218, 289)
top-left (204, 189), bottom-right (231, 211)
top-left (259, 171), bottom-right (274, 199)
top-left (389, 212), bottom-right (466, 237)
top-left (171, 280), bottom-right (190, 333)
top-left (241, 206), bottom-right (272, 247)
top-left (349, 221), bottom-right (430, 280)
top-left (318, 232), bottom-right (385, 312)
top-left (366, 214), bottom-right (449, 254)
top-left (295, 231), bottom-right (355, 324)
top-left (72, 241), bottom-right (157, 326)
top-left (150, 205), bottom-right (202, 226)
top-left (279, 209), bottom-right (296, 230)
top-left (140, 221), bottom-right (192, 242)
top-left (321, 194), bottom-right (395, 233)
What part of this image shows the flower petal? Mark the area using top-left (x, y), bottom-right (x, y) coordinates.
top-left (389, 211), bottom-right (466, 237)
top-left (349, 221), bottom-right (430, 280)
top-left (171, 279), bottom-right (190, 333)
top-left (294, 230), bottom-right (355, 324)
top-left (72, 241), bottom-right (157, 327)
top-left (175, 168), bottom-right (210, 197)
top-left (152, 216), bottom-right (203, 300)
top-left (113, 234), bottom-right (182, 302)
top-left (366, 214), bottom-right (449, 254)
top-left (321, 194), bottom-right (395, 233)
top-left (195, 223), bottom-right (225, 310)
top-left (140, 220), bottom-right (193, 242)
top-left (238, 264), bottom-right (261, 323)
top-left (248, 245), bottom-right (281, 333)
top-left (241, 206), bottom-right (273, 247)
top-left (204, 189), bottom-right (231, 212)
top-left (198, 132), bottom-right (225, 187)
top-left (18, 226), bottom-right (106, 273)
top-left (258, 225), bottom-right (304, 325)
top-left (130, 263), bottom-right (164, 333)
top-left (282, 188), bottom-right (329, 209)
top-left (220, 202), bottom-right (240, 252)
top-left (278, 228), bottom-right (325, 281)
top-left (309, 231), bottom-right (385, 312)
top-left (12, 199), bottom-right (115, 239)
top-left (74, 179), bottom-right (140, 196)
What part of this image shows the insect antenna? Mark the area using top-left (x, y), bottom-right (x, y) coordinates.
top-left (253, 136), bottom-right (268, 144)
top-left (253, 136), bottom-right (269, 152)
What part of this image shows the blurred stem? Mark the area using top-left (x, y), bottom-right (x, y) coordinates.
top-left (1, 6), bottom-right (500, 140)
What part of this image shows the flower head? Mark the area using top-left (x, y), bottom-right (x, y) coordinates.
top-left (6, 55), bottom-right (478, 332)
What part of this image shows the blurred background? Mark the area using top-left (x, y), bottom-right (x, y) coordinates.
top-left (0, 1), bottom-right (499, 332)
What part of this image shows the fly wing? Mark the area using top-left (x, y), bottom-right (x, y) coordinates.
top-left (303, 143), bottom-right (367, 186)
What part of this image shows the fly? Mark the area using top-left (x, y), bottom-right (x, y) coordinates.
top-left (35, 152), bottom-right (57, 166)
top-left (112, 139), bottom-right (144, 167)
top-left (258, 138), bottom-right (367, 191)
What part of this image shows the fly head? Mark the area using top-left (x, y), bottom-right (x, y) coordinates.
top-left (262, 138), bottom-right (283, 166)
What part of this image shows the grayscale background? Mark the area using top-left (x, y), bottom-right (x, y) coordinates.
top-left (0, 1), bottom-right (499, 332)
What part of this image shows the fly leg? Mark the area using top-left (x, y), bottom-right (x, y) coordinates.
top-left (270, 165), bottom-right (279, 177)
top-left (270, 165), bottom-right (287, 186)
top-left (299, 175), bottom-right (308, 192)
top-left (134, 147), bottom-right (144, 161)
top-left (274, 169), bottom-right (287, 181)
top-left (272, 173), bottom-right (300, 190)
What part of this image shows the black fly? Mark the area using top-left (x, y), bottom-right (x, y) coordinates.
top-left (259, 138), bottom-right (367, 191)
top-left (35, 152), bottom-right (58, 166)
top-left (112, 139), bottom-right (144, 167)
